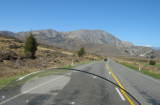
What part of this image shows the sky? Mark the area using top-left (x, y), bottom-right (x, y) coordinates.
top-left (0, 0), bottom-right (160, 47)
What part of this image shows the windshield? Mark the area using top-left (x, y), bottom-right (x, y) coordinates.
top-left (0, 0), bottom-right (160, 105)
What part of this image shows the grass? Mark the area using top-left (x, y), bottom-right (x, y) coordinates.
top-left (0, 70), bottom-right (68, 90)
top-left (61, 64), bottom-right (75, 69)
top-left (61, 61), bottom-right (91, 69)
top-left (120, 62), bottom-right (139, 70)
top-left (77, 61), bottom-right (91, 65)
top-left (155, 64), bottom-right (160, 68)
top-left (0, 67), bottom-right (70, 89)
top-left (0, 73), bottom-right (28, 89)
top-left (119, 62), bottom-right (160, 79)
top-left (141, 70), bottom-right (160, 79)
top-left (34, 69), bottom-right (67, 78)
top-left (0, 61), bottom-right (92, 89)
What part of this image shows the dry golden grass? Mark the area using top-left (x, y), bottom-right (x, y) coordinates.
top-left (0, 36), bottom-right (101, 79)
top-left (116, 57), bottom-right (160, 74)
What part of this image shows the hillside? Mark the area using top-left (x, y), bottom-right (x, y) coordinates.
top-left (0, 29), bottom-right (155, 57)
top-left (0, 35), bottom-right (100, 79)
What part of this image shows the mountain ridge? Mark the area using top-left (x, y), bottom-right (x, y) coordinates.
top-left (0, 29), bottom-right (154, 57)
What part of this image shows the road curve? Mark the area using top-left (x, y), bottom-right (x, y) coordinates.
top-left (0, 60), bottom-right (159, 105)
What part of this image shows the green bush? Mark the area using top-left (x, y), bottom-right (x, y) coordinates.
top-left (77, 47), bottom-right (85, 57)
top-left (24, 33), bottom-right (38, 59)
top-left (149, 60), bottom-right (156, 65)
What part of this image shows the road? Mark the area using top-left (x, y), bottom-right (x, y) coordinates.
top-left (0, 60), bottom-right (160, 105)
top-left (107, 59), bottom-right (160, 105)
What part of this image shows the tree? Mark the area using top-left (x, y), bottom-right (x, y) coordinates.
top-left (78, 47), bottom-right (85, 57)
top-left (24, 33), bottom-right (38, 59)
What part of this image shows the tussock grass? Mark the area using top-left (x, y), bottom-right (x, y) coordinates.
top-left (119, 62), bottom-right (160, 79)
top-left (0, 36), bottom-right (98, 89)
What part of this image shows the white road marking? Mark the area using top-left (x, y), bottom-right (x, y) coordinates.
top-left (115, 88), bottom-right (126, 101)
top-left (109, 72), bottom-right (112, 75)
top-left (66, 73), bottom-right (71, 76)
top-left (1, 96), bottom-right (5, 100)
top-left (93, 76), bottom-right (97, 79)
top-left (0, 76), bottom-right (65, 105)
top-left (17, 71), bottom-right (41, 81)
top-left (25, 99), bottom-right (29, 103)
top-left (70, 101), bottom-right (75, 104)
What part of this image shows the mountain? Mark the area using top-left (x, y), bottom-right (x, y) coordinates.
top-left (0, 31), bottom-right (16, 37)
top-left (0, 29), bottom-right (154, 57)
top-left (153, 47), bottom-right (160, 50)
top-left (16, 29), bottom-right (132, 47)
top-left (62, 30), bottom-right (128, 47)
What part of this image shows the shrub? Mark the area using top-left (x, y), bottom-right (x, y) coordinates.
top-left (0, 50), bottom-right (18, 61)
top-left (77, 47), bottom-right (85, 57)
top-left (9, 44), bottom-right (21, 49)
top-left (24, 33), bottom-right (38, 59)
top-left (149, 60), bottom-right (156, 65)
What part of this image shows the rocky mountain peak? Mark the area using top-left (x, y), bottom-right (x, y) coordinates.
top-left (0, 29), bottom-right (155, 57)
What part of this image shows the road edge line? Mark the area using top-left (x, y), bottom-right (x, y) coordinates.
top-left (0, 76), bottom-right (65, 105)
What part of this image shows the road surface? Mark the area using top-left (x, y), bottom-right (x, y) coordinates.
top-left (107, 59), bottom-right (160, 105)
top-left (0, 60), bottom-right (160, 105)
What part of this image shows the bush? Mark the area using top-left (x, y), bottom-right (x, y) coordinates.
top-left (24, 33), bottom-right (38, 59)
top-left (77, 47), bottom-right (85, 57)
top-left (9, 44), bottom-right (21, 49)
top-left (149, 60), bottom-right (156, 65)
top-left (0, 50), bottom-right (18, 61)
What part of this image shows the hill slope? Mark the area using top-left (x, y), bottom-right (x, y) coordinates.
top-left (0, 35), bottom-right (100, 79)
top-left (0, 29), bottom-right (153, 57)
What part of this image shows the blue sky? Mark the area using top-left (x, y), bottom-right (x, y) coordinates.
top-left (0, 0), bottom-right (159, 47)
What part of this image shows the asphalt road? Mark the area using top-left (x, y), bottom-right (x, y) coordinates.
top-left (107, 59), bottom-right (160, 105)
top-left (0, 60), bottom-right (160, 105)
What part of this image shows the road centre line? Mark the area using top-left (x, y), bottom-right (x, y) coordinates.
top-left (106, 64), bottom-right (135, 105)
